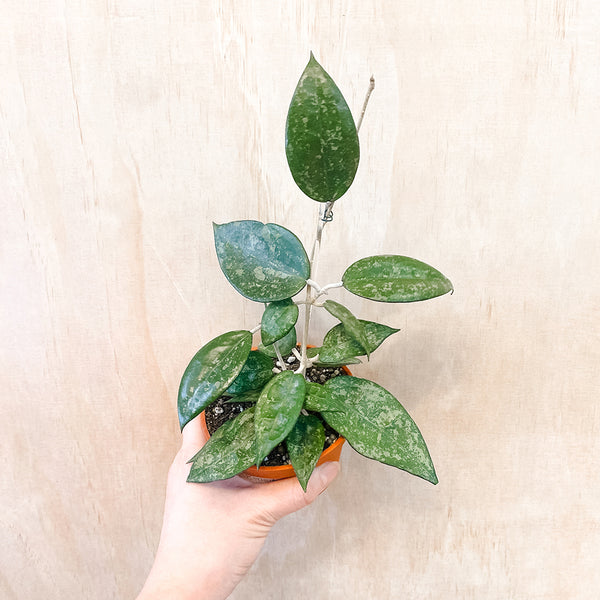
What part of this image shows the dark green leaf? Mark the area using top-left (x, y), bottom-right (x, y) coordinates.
top-left (286, 415), bottom-right (326, 492)
top-left (187, 407), bottom-right (256, 482)
top-left (224, 389), bottom-right (262, 404)
top-left (261, 299), bottom-right (299, 346)
top-left (319, 319), bottom-right (399, 363)
top-left (323, 299), bottom-right (371, 359)
top-left (321, 376), bottom-right (438, 484)
top-left (178, 330), bottom-right (252, 430)
top-left (306, 346), bottom-right (362, 367)
top-left (285, 53), bottom-right (360, 203)
top-left (225, 350), bottom-right (274, 395)
top-left (213, 220), bottom-right (310, 302)
top-left (258, 326), bottom-right (297, 358)
top-left (304, 382), bottom-right (346, 413)
top-left (342, 255), bottom-right (453, 303)
top-left (254, 371), bottom-right (306, 466)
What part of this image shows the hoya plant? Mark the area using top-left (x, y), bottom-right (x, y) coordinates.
top-left (178, 54), bottom-right (452, 490)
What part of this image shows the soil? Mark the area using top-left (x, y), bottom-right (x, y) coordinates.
top-left (204, 351), bottom-right (347, 466)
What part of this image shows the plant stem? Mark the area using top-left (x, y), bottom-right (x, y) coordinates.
top-left (356, 75), bottom-right (375, 133)
top-left (274, 343), bottom-right (287, 371)
top-left (299, 76), bottom-right (375, 376)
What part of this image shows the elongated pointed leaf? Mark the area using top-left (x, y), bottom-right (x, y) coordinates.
top-left (319, 320), bottom-right (399, 363)
top-left (343, 255), bottom-right (453, 303)
top-left (261, 299), bottom-right (299, 346)
top-left (187, 407), bottom-right (257, 482)
top-left (323, 299), bottom-right (371, 359)
top-left (285, 53), bottom-right (360, 202)
top-left (255, 371), bottom-right (306, 466)
top-left (286, 415), bottom-right (326, 492)
top-left (258, 326), bottom-right (297, 358)
top-left (225, 389), bottom-right (262, 404)
top-left (321, 377), bottom-right (438, 484)
top-left (225, 350), bottom-right (274, 395)
top-left (178, 330), bottom-right (252, 430)
top-left (214, 221), bottom-right (310, 302)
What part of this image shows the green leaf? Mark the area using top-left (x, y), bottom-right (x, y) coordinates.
top-left (285, 53), bottom-right (360, 203)
top-left (187, 407), bottom-right (257, 482)
top-left (254, 371), bottom-right (306, 467)
top-left (304, 382), bottom-right (346, 413)
top-left (213, 221), bottom-right (310, 302)
top-left (323, 299), bottom-right (371, 359)
top-left (306, 347), bottom-right (362, 367)
top-left (342, 255), bottom-right (453, 303)
top-left (261, 299), bottom-right (299, 346)
top-left (321, 377), bottom-right (438, 484)
top-left (225, 350), bottom-right (274, 395)
top-left (319, 319), bottom-right (399, 363)
top-left (258, 326), bottom-right (297, 358)
top-left (178, 330), bottom-right (252, 430)
top-left (286, 415), bottom-right (326, 492)
top-left (224, 389), bottom-right (262, 403)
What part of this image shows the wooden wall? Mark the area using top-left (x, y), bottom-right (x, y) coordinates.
top-left (2, 1), bottom-right (599, 598)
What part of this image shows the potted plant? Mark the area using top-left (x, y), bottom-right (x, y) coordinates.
top-left (178, 53), bottom-right (452, 491)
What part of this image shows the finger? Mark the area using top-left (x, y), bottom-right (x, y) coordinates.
top-left (180, 414), bottom-right (210, 452)
top-left (258, 461), bottom-right (340, 523)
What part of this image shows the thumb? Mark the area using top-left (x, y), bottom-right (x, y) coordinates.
top-left (180, 414), bottom-right (210, 454)
top-left (259, 461), bottom-right (340, 523)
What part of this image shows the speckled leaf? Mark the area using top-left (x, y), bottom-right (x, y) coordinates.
top-left (319, 320), bottom-right (399, 363)
top-left (255, 371), bottom-right (306, 467)
top-left (343, 255), bottom-right (453, 303)
top-left (187, 407), bottom-right (257, 482)
top-left (321, 377), bottom-right (438, 484)
top-left (285, 53), bottom-right (360, 202)
top-left (323, 299), bottom-right (371, 359)
top-left (258, 326), bottom-right (297, 358)
top-left (261, 299), bottom-right (299, 346)
top-left (304, 382), bottom-right (346, 413)
top-left (178, 330), bottom-right (252, 430)
top-left (213, 221), bottom-right (310, 302)
top-left (286, 415), bottom-right (326, 492)
top-left (306, 346), bottom-right (362, 367)
top-left (225, 350), bottom-right (274, 395)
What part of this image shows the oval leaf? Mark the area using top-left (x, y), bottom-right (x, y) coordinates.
top-left (255, 371), bottom-right (306, 466)
top-left (286, 415), bottom-right (326, 492)
top-left (261, 298), bottom-right (299, 346)
top-left (225, 350), bottom-right (274, 395)
top-left (214, 220), bottom-right (310, 302)
top-left (178, 330), bottom-right (252, 430)
top-left (323, 299), bottom-right (371, 359)
top-left (321, 376), bottom-right (438, 484)
top-left (306, 347), bottom-right (362, 367)
top-left (342, 255), bottom-right (453, 303)
top-left (285, 53), bottom-right (360, 202)
top-left (258, 326), bottom-right (297, 358)
top-left (187, 407), bottom-right (257, 482)
top-left (319, 320), bottom-right (399, 363)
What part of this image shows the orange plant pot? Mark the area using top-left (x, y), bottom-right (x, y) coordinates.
top-left (199, 357), bottom-right (350, 482)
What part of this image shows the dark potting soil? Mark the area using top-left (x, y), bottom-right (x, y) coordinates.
top-left (204, 352), bottom-right (347, 467)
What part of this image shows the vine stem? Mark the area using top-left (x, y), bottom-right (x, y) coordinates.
top-left (298, 75), bottom-right (375, 376)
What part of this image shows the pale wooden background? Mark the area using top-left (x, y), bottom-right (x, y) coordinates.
top-left (2, 1), bottom-right (600, 598)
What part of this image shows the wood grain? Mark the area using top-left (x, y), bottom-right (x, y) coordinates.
top-left (2, 1), bottom-right (600, 598)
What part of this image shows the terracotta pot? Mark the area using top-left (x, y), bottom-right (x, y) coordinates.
top-left (199, 353), bottom-right (350, 482)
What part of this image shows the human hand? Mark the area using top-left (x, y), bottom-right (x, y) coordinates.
top-left (136, 414), bottom-right (340, 600)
